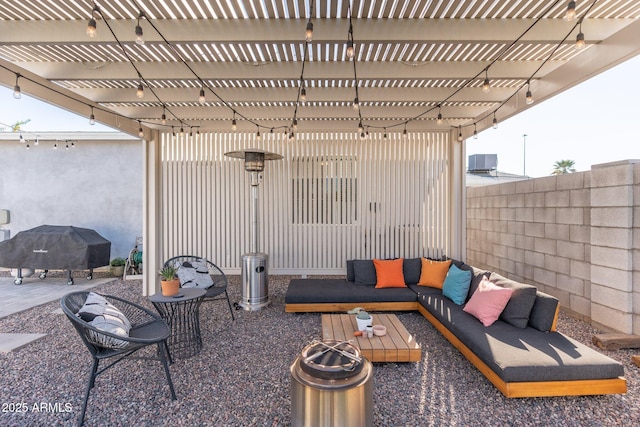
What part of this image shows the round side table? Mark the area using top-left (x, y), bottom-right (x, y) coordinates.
top-left (149, 288), bottom-right (206, 359)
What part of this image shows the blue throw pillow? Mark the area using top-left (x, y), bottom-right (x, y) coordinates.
top-left (442, 264), bottom-right (472, 305)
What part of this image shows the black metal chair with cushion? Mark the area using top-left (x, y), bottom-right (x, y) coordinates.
top-left (164, 255), bottom-right (235, 320)
top-left (61, 291), bottom-right (176, 426)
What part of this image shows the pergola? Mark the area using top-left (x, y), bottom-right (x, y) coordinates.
top-left (1, 0), bottom-right (639, 294)
top-left (1, 1), bottom-right (639, 136)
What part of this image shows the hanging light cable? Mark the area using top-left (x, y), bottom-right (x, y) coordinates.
top-left (13, 74), bottom-right (21, 99)
top-left (135, 11), bottom-right (145, 45)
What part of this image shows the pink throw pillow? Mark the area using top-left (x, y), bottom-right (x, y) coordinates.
top-left (463, 277), bottom-right (513, 327)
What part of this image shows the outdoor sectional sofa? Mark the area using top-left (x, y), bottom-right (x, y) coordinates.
top-left (284, 258), bottom-right (627, 398)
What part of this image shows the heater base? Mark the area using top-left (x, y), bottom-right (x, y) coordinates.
top-left (237, 300), bottom-right (271, 311)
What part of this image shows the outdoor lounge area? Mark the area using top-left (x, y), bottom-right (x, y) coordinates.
top-left (0, 273), bottom-right (639, 426)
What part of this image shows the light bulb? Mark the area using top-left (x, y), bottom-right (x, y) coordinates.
top-left (136, 82), bottom-right (144, 98)
top-left (199, 88), bottom-right (206, 104)
top-left (482, 77), bottom-right (490, 93)
top-left (135, 24), bottom-right (144, 45)
top-left (161, 112), bottom-right (166, 125)
top-left (564, 1), bottom-right (576, 21)
top-left (575, 32), bottom-right (585, 49)
top-left (305, 21), bottom-right (313, 42)
top-left (358, 121), bottom-right (363, 133)
top-left (346, 40), bottom-right (355, 59)
top-left (526, 89), bottom-right (534, 105)
top-left (458, 131), bottom-right (463, 142)
top-left (353, 97), bottom-right (359, 110)
top-left (436, 112), bottom-right (443, 125)
top-left (138, 127), bottom-right (144, 138)
top-left (492, 116), bottom-right (498, 129)
top-left (13, 84), bottom-right (21, 99)
top-left (473, 129), bottom-right (478, 139)
top-left (87, 18), bottom-right (97, 38)
top-left (293, 119), bottom-right (298, 130)
top-left (231, 119), bottom-right (237, 131)
top-left (300, 87), bottom-right (306, 102)
top-left (89, 113), bottom-right (95, 125)
top-left (256, 130), bottom-right (261, 141)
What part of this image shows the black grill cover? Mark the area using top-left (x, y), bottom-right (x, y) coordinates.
top-left (0, 225), bottom-right (111, 270)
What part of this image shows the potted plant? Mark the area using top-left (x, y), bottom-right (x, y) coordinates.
top-left (109, 257), bottom-right (126, 277)
top-left (159, 265), bottom-right (180, 296)
top-left (355, 310), bottom-right (373, 331)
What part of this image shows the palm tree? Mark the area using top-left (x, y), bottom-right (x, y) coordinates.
top-left (551, 159), bottom-right (576, 175)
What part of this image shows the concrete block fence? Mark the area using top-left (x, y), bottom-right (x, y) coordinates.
top-left (467, 160), bottom-right (640, 334)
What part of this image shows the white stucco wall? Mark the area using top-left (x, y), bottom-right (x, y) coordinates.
top-left (0, 132), bottom-right (142, 263)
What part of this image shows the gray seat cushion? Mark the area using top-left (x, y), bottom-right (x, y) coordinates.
top-left (285, 279), bottom-right (419, 304)
top-left (418, 291), bottom-right (624, 383)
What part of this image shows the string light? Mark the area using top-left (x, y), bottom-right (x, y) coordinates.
top-left (357, 120), bottom-right (363, 133)
top-left (346, 39), bottom-right (355, 59)
top-left (436, 105), bottom-right (443, 125)
top-left (564, 1), bottom-right (577, 21)
top-left (89, 107), bottom-right (95, 125)
top-left (482, 69), bottom-right (490, 93)
top-left (353, 96), bottom-right (359, 110)
top-left (305, 20), bottom-right (313, 42)
top-left (575, 20), bottom-right (585, 50)
top-left (199, 87), bottom-right (206, 104)
top-left (161, 106), bottom-right (166, 125)
top-left (492, 112), bottom-right (499, 129)
top-left (87, 5), bottom-right (99, 38)
top-left (13, 74), bottom-right (21, 99)
top-left (473, 123), bottom-right (478, 139)
top-left (256, 128), bottom-right (261, 141)
top-left (525, 81), bottom-right (534, 105)
top-left (138, 121), bottom-right (144, 138)
top-left (457, 126), bottom-right (463, 142)
top-left (403, 125), bottom-right (408, 139)
top-left (292, 118), bottom-right (298, 130)
top-left (136, 81), bottom-right (144, 98)
top-left (300, 85), bottom-right (306, 102)
top-left (135, 12), bottom-right (145, 45)
top-left (231, 112), bottom-right (237, 131)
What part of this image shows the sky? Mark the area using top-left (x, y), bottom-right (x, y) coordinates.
top-left (1, 55), bottom-right (639, 178)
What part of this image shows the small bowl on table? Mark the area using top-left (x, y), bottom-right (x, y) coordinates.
top-left (372, 324), bottom-right (387, 336)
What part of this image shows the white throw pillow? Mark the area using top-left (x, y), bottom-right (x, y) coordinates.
top-left (76, 292), bottom-right (131, 349)
top-left (177, 258), bottom-right (214, 289)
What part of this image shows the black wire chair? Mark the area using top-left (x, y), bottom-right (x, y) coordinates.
top-left (60, 291), bottom-right (176, 426)
top-left (164, 255), bottom-right (235, 320)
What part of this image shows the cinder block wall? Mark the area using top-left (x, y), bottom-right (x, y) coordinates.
top-left (467, 160), bottom-right (639, 334)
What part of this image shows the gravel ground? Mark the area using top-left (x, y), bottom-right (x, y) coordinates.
top-left (0, 275), bottom-right (638, 427)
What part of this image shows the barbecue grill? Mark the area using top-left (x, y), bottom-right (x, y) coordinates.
top-left (0, 225), bottom-right (111, 285)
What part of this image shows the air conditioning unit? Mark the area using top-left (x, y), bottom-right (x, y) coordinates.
top-left (468, 154), bottom-right (497, 172)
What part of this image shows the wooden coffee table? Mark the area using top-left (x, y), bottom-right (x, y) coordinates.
top-left (321, 313), bottom-right (421, 362)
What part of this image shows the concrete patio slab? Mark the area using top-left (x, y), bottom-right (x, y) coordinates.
top-left (0, 333), bottom-right (47, 353)
top-left (0, 276), bottom-right (115, 319)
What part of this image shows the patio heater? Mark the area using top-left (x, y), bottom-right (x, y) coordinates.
top-left (224, 149), bottom-right (283, 310)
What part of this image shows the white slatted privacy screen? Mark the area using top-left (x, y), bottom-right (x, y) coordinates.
top-left (161, 131), bottom-right (451, 274)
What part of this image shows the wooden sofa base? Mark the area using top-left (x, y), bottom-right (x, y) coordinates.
top-left (417, 305), bottom-right (627, 398)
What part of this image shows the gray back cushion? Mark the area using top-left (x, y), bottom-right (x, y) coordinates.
top-left (403, 258), bottom-right (422, 285)
top-left (346, 260), bottom-right (355, 282)
top-left (490, 272), bottom-right (537, 329)
top-left (529, 291), bottom-right (560, 332)
top-left (352, 260), bottom-right (377, 286)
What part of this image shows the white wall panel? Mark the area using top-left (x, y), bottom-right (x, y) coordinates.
top-left (161, 131), bottom-right (452, 274)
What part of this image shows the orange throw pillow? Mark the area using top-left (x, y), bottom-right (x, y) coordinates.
top-left (418, 258), bottom-right (452, 289)
top-left (373, 258), bottom-right (406, 288)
